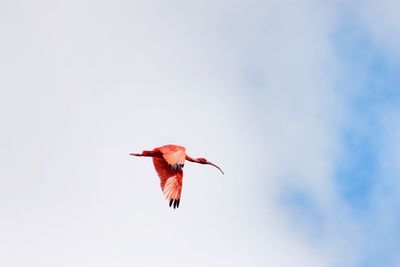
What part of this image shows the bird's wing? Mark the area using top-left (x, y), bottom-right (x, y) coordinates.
top-left (158, 145), bottom-right (186, 167)
top-left (152, 157), bottom-right (183, 208)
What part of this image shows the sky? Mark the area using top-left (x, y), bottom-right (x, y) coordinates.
top-left (0, 1), bottom-right (399, 266)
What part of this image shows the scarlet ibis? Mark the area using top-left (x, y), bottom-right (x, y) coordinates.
top-left (130, 144), bottom-right (224, 209)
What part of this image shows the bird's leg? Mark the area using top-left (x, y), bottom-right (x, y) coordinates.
top-left (130, 150), bottom-right (160, 157)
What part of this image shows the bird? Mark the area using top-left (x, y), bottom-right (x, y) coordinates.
top-left (130, 144), bottom-right (224, 209)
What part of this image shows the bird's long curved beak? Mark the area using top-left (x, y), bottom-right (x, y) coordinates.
top-left (208, 162), bottom-right (224, 175)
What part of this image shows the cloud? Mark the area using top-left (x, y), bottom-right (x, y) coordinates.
top-left (324, 2), bottom-right (400, 266)
top-left (354, 0), bottom-right (400, 61)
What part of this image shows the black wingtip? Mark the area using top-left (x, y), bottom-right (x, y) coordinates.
top-left (169, 199), bottom-right (180, 209)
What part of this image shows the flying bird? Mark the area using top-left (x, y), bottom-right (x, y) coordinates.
top-left (130, 144), bottom-right (224, 209)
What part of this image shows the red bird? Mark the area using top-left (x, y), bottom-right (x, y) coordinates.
top-left (130, 144), bottom-right (224, 209)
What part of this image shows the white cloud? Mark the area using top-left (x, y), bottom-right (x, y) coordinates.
top-left (353, 0), bottom-right (400, 60)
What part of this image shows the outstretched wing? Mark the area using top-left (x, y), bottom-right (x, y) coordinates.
top-left (158, 145), bottom-right (186, 169)
top-left (152, 157), bottom-right (183, 208)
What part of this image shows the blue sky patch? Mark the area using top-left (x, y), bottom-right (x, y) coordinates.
top-left (333, 15), bottom-right (400, 214)
top-left (279, 185), bottom-right (325, 238)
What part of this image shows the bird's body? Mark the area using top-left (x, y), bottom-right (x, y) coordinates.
top-left (130, 144), bottom-right (223, 209)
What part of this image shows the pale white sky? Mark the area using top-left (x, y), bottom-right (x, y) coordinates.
top-left (1, 1), bottom-right (400, 266)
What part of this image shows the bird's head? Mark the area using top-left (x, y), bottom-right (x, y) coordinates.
top-left (198, 158), bottom-right (224, 175)
top-left (197, 158), bottom-right (208, 164)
